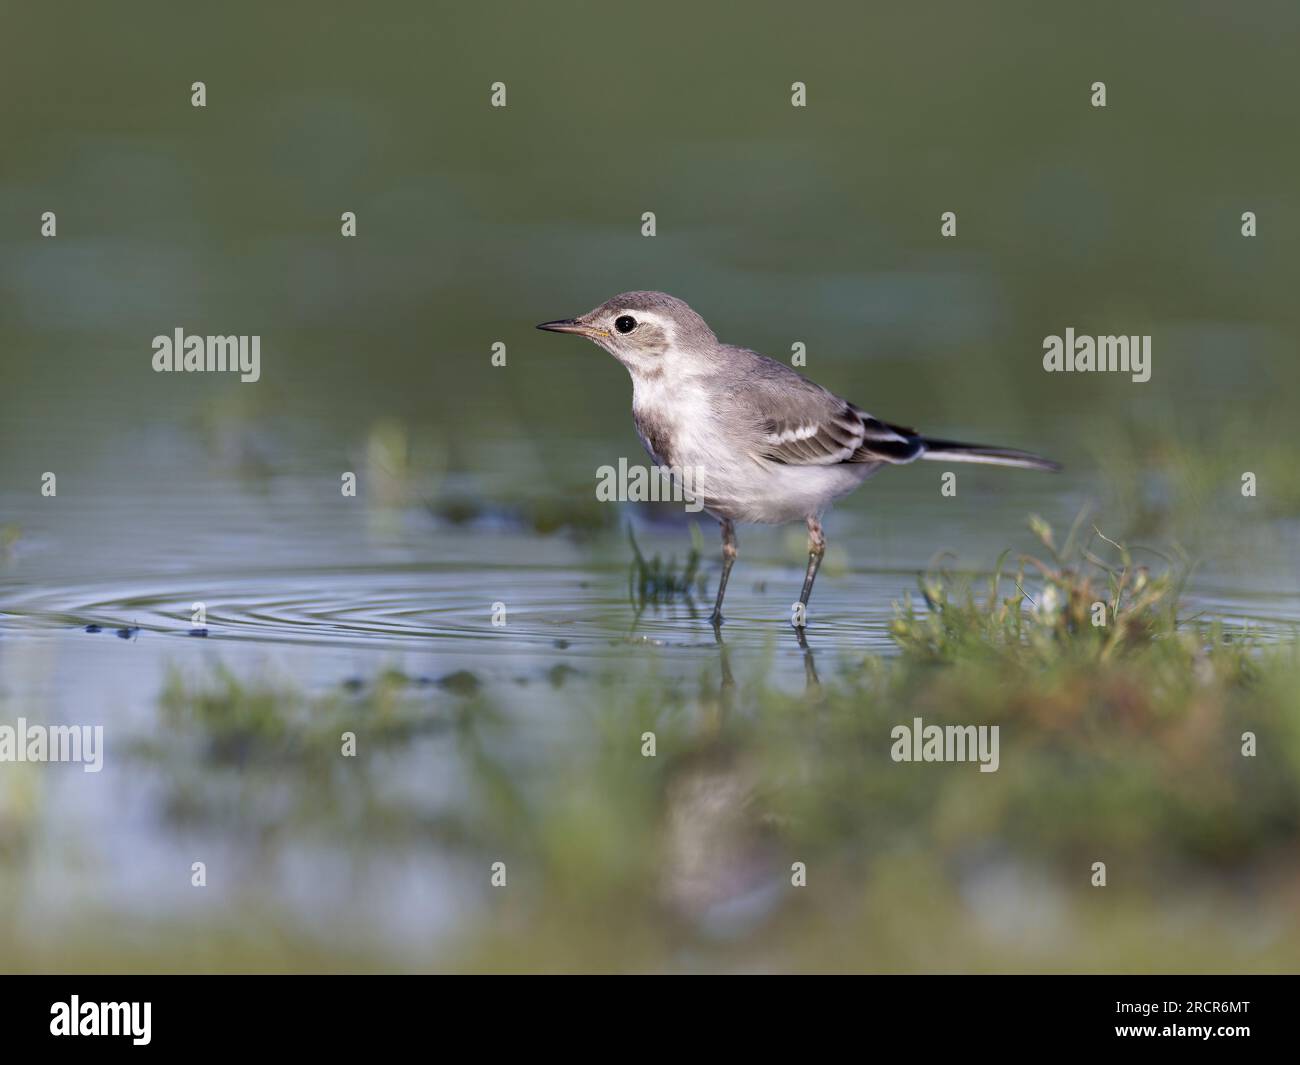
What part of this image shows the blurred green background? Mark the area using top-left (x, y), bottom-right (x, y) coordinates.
top-left (4, 1), bottom-right (1299, 497)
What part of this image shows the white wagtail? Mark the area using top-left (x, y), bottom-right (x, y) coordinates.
top-left (538, 291), bottom-right (1059, 627)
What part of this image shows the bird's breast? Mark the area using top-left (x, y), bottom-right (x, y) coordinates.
top-left (630, 377), bottom-right (718, 470)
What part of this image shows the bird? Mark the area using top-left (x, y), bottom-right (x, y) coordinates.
top-left (537, 291), bottom-right (1059, 628)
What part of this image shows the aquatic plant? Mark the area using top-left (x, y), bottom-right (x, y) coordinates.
top-left (891, 515), bottom-right (1193, 664)
top-left (627, 524), bottom-right (706, 610)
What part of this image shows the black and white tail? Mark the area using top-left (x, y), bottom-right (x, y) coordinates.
top-left (918, 437), bottom-right (1061, 472)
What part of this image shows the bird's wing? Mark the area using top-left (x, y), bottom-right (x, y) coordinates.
top-left (760, 406), bottom-right (924, 465)
top-left (758, 400), bottom-right (866, 465)
top-left (719, 353), bottom-right (924, 466)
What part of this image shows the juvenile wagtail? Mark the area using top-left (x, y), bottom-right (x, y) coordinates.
top-left (538, 291), bottom-right (1059, 628)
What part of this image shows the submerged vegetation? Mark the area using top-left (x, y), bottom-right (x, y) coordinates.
top-left (627, 524), bottom-right (707, 610)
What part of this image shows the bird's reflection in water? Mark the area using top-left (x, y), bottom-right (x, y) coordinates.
top-left (710, 619), bottom-right (736, 696)
top-left (657, 742), bottom-right (782, 933)
top-left (656, 621), bottom-right (822, 933)
top-left (708, 620), bottom-right (820, 697)
top-left (795, 626), bottom-right (820, 690)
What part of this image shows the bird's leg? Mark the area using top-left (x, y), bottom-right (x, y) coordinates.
top-left (794, 516), bottom-right (825, 628)
top-left (709, 519), bottom-right (737, 626)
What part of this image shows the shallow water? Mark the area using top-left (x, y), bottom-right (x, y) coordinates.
top-left (4, 485), bottom-right (1295, 660)
top-left (2, 468), bottom-right (1298, 963)
top-left (0, 472), bottom-right (1289, 952)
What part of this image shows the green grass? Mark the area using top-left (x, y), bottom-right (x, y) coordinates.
top-left (890, 514), bottom-right (1192, 664)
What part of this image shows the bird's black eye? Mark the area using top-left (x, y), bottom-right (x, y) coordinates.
top-left (614, 315), bottom-right (637, 334)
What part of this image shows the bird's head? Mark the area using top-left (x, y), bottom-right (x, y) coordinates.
top-left (537, 291), bottom-right (717, 379)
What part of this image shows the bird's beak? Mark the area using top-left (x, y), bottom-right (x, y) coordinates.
top-left (536, 318), bottom-right (610, 338)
